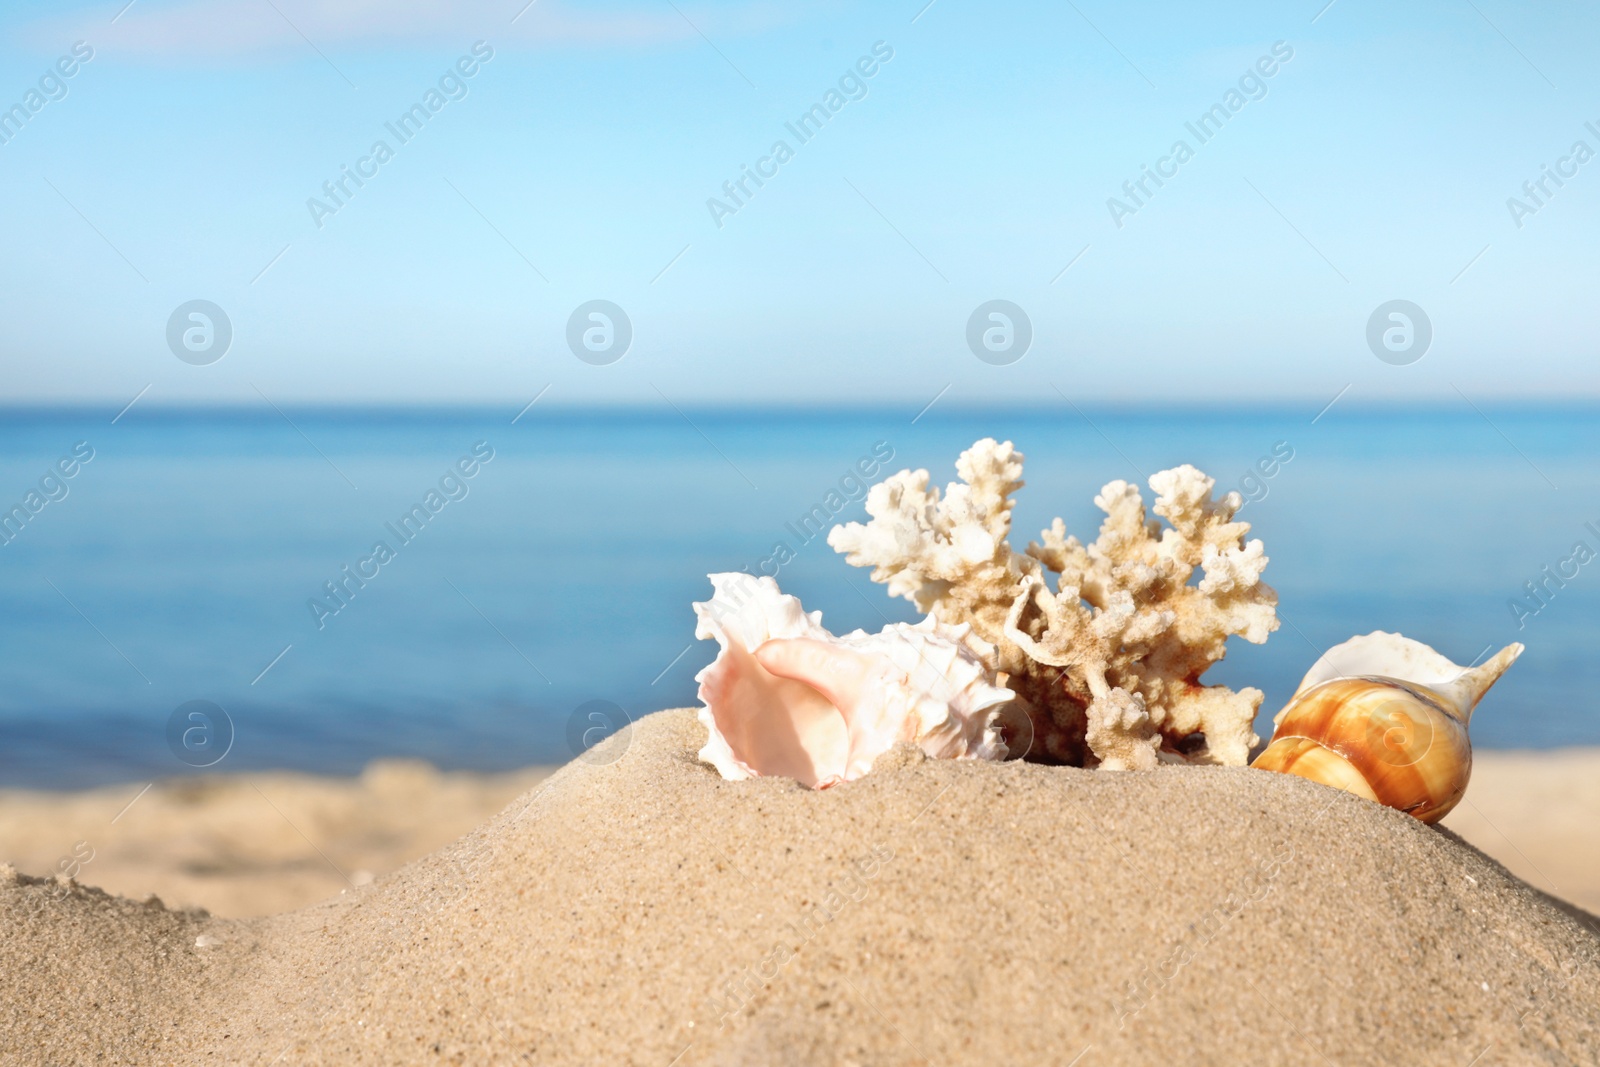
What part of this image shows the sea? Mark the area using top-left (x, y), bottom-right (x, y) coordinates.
top-left (1, 404), bottom-right (1596, 789)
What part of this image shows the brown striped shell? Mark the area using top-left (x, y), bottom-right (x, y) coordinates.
top-left (1252, 634), bottom-right (1522, 824)
top-left (1253, 677), bottom-right (1473, 822)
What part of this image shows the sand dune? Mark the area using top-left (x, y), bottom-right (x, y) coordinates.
top-left (1439, 747), bottom-right (1600, 915)
top-left (4, 744), bottom-right (1594, 923)
top-left (4, 708), bottom-right (1598, 1065)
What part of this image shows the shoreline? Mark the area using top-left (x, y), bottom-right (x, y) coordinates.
top-left (2, 748), bottom-right (1596, 919)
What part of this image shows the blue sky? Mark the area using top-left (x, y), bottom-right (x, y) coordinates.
top-left (1, 0), bottom-right (1596, 407)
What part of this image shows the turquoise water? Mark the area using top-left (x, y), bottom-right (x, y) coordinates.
top-left (1, 405), bottom-right (1596, 788)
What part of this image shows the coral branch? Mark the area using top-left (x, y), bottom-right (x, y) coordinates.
top-left (828, 439), bottom-right (1279, 768)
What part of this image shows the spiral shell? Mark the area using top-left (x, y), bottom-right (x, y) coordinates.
top-left (1251, 632), bottom-right (1522, 823)
top-left (692, 573), bottom-right (1012, 788)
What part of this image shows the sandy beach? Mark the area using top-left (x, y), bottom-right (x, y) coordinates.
top-left (0, 760), bottom-right (550, 918)
top-left (6, 0), bottom-right (1598, 1059)
top-left (3, 709), bottom-right (1598, 1065)
top-left (4, 742), bottom-right (1596, 921)
top-left (1438, 748), bottom-right (1600, 918)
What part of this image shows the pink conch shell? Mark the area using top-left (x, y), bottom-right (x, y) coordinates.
top-left (692, 573), bottom-right (1013, 788)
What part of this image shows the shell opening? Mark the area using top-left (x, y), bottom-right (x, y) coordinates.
top-left (699, 638), bottom-right (850, 788)
top-left (692, 573), bottom-right (1013, 788)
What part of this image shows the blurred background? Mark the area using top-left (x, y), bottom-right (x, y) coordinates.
top-left (2, 0), bottom-right (1597, 790)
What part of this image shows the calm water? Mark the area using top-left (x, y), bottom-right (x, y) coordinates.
top-left (1, 405), bottom-right (1596, 789)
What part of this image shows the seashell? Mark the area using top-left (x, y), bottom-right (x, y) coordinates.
top-left (1251, 631), bottom-right (1523, 823)
top-left (692, 573), bottom-right (1013, 788)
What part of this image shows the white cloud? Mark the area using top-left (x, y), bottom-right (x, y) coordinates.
top-left (27, 0), bottom-right (796, 59)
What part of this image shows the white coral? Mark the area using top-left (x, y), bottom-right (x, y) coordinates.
top-left (828, 441), bottom-right (1279, 769)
